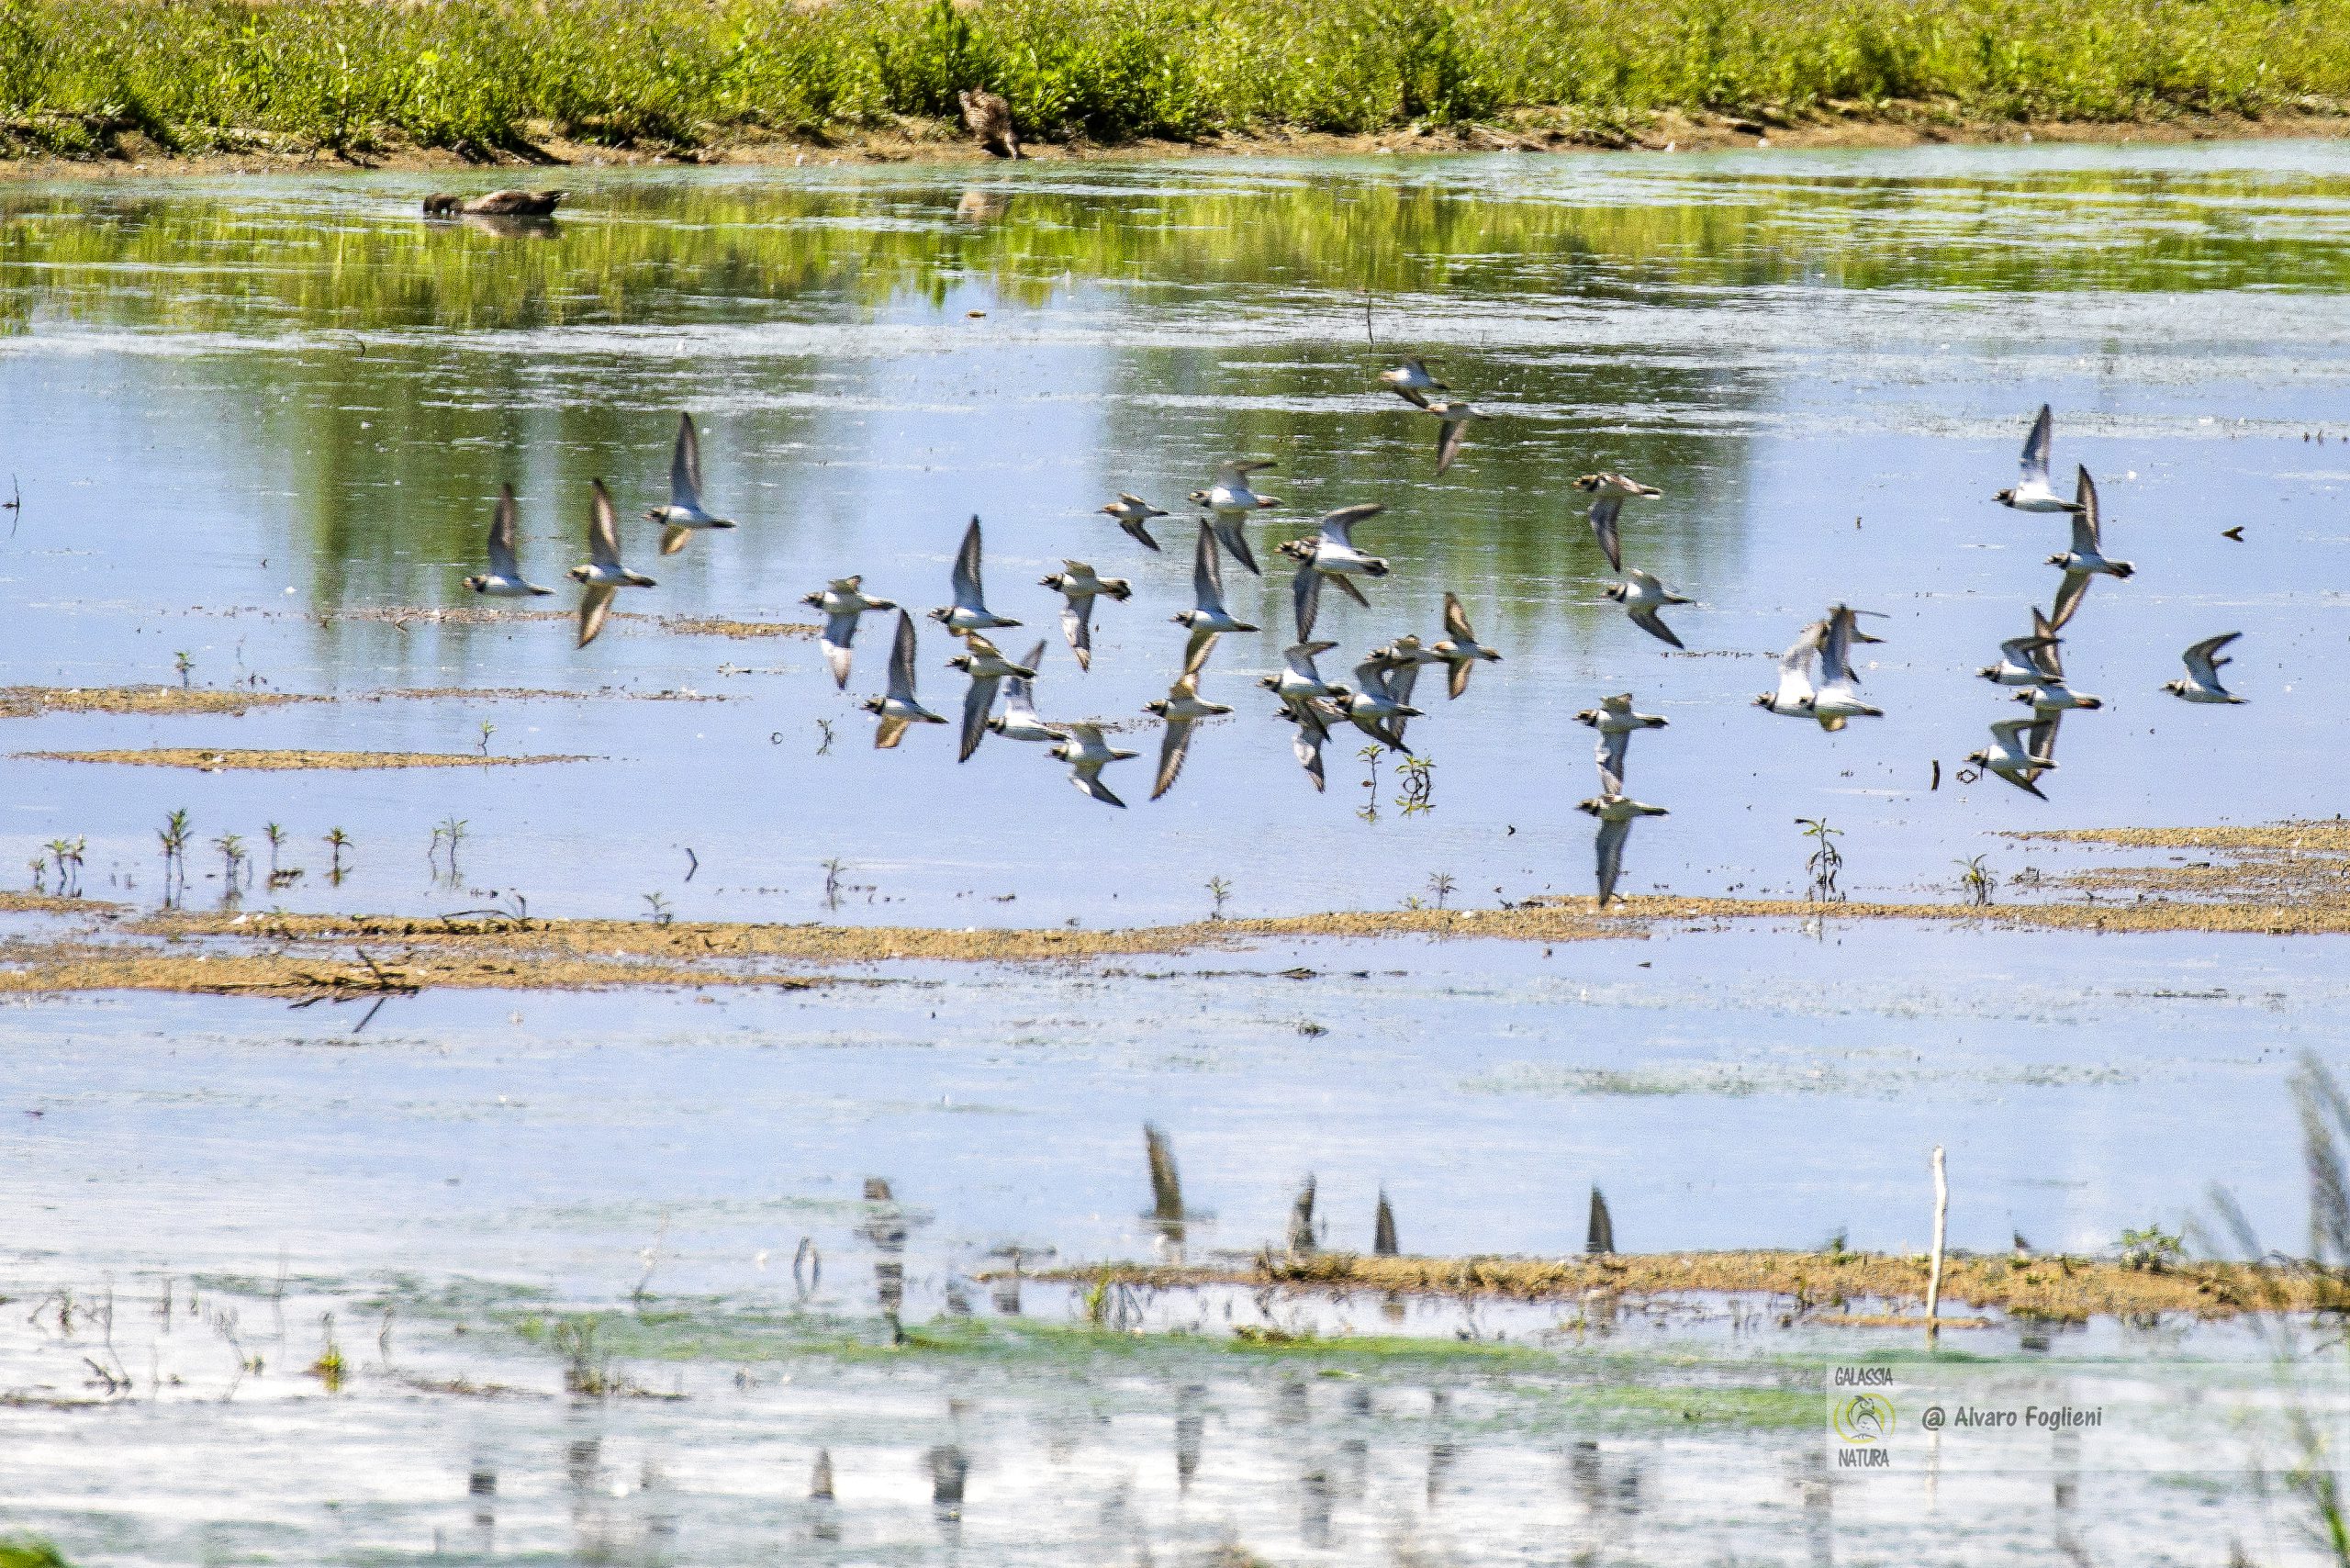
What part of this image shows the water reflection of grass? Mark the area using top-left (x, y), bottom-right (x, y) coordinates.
top-left (0, 0), bottom-right (2342, 159)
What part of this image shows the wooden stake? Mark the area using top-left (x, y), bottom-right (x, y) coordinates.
top-left (1926, 1145), bottom-right (1948, 1345)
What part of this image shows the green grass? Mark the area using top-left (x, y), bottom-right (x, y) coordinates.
top-left (0, 0), bottom-right (2341, 159)
top-left (0, 1540), bottom-right (73, 1568)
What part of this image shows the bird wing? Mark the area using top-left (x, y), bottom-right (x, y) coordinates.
top-left (1001, 641), bottom-right (1049, 722)
top-left (2050, 569), bottom-right (2092, 631)
top-left (2021, 403), bottom-right (2054, 487)
top-left (886, 610), bottom-right (919, 701)
top-left (1387, 660), bottom-right (1421, 710)
top-left (1193, 523), bottom-right (1227, 615)
top-left (820, 611), bottom-right (859, 689)
top-left (670, 412), bottom-right (703, 511)
top-left (1436, 415), bottom-right (1470, 474)
top-left (1151, 716), bottom-right (1197, 800)
top-left (588, 479), bottom-right (623, 570)
top-left (1350, 661), bottom-right (1392, 700)
top-left (2069, 465), bottom-right (2099, 553)
top-left (1447, 657), bottom-right (1473, 700)
top-left (2184, 632), bottom-right (2241, 683)
top-left (1292, 561), bottom-right (1322, 642)
top-left (1597, 728), bottom-right (1630, 795)
top-left (1819, 612), bottom-right (1858, 688)
top-left (1318, 503), bottom-right (1382, 551)
top-left (1182, 626), bottom-right (1220, 674)
top-left (1629, 607), bottom-right (1684, 650)
top-left (1122, 516), bottom-right (1162, 551)
top-left (1071, 760), bottom-right (1126, 807)
top-left (1331, 574), bottom-right (1371, 608)
top-left (1389, 381), bottom-right (1432, 410)
top-left (1442, 592), bottom-right (1474, 644)
top-left (1290, 713), bottom-right (1328, 791)
top-left (1988, 717), bottom-right (2035, 749)
top-left (2026, 711), bottom-right (2062, 771)
top-left (576, 584), bottom-right (615, 648)
top-left (1595, 815), bottom-right (1631, 907)
top-left (1284, 641), bottom-right (1334, 681)
top-left (874, 713), bottom-right (912, 750)
top-left (1587, 495), bottom-right (1624, 574)
top-left (951, 516), bottom-right (988, 612)
top-left (957, 674), bottom-right (1001, 763)
top-left (658, 523), bottom-right (692, 557)
top-left (487, 485), bottom-right (522, 577)
top-left (1061, 596), bottom-right (1095, 671)
top-left (1207, 513), bottom-right (1260, 577)
top-left (2031, 609), bottom-right (2065, 678)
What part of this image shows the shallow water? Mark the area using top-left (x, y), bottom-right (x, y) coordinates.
top-left (7, 141), bottom-right (2350, 1562)
top-left (4, 143), bottom-right (2349, 924)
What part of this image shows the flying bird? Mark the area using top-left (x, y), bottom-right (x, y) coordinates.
top-left (1145, 636), bottom-right (1231, 801)
top-left (1754, 606), bottom-right (1883, 731)
top-left (1050, 722), bottom-right (1138, 808)
top-left (1098, 493), bottom-right (1169, 552)
top-left (1979, 611), bottom-right (2064, 687)
top-left (1171, 523), bottom-right (1259, 667)
top-left (1427, 398), bottom-right (1481, 474)
top-left (1378, 356), bottom-right (1447, 409)
top-left (1188, 461), bottom-right (1279, 576)
top-left (1570, 474), bottom-right (1662, 575)
top-left (800, 576), bottom-right (898, 689)
top-left (1038, 560), bottom-right (1131, 671)
top-left (1340, 657), bottom-right (1422, 751)
top-left (2009, 632), bottom-right (2102, 716)
top-left (1606, 568), bottom-right (1692, 649)
top-left (1261, 641), bottom-right (1349, 791)
top-left (569, 478), bottom-right (655, 648)
top-left (1429, 592), bottom-right (1501, 698)
top-left (930, 516), bottom-right (1022, 635)
top-left (1287, 504), bottom-right (1389, 638)
top-left (2164, 632), bottom-right (2245, 704)
top-left (1966, 717), bottom-right (2058, 798)
top-left (1574, 692), bottom-right (1667, 796)
top-left (2048, 466), bottom-right (2132, 629)
top-left (464, 485), bottom-right (552, 598)
top-left (946, 633), bottom-right (1038, 763)
top-left (644, 412), bottom-right (735, 555)
top-left (988, 642), bottom-right (1068, 745)
top-left (863, 610), bottom-right (948, 748)
top-left (1578, 794), bottom-right (1669, 908)
top-left (1995, 404), bottom-right (2084, 513)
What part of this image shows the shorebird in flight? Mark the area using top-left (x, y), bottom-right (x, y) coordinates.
top-left (802, 576), bottom-right (898, 689)
top-left (569, 478), bottom-right (655, 648)
top-left (2164, 632), bottom-right (2245, 704)
top-left (930, 516), bottom-right (1022, 635)
top-left (863, 610), bottom-right (948, 748)
top-left (1995, 404), bottom-right (2084, 514)
top-left (464, 485), bottom-right (552, 599)
top-left (644, 412), bottom-right (735, 555)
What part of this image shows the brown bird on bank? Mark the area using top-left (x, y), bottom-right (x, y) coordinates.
top-left (958, 89), bottom-right (1022, 159)
top-left (422, 190), bottom-right (564, 218)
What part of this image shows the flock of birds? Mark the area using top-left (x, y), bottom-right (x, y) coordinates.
top-left (458, 385), bottom-right (2250, 906)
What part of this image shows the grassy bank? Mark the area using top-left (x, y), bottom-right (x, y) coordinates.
top-left (0, 0), bottom-right (2342, 161)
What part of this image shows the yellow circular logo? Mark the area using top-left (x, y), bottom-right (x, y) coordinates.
top-left (1834, 1394), bottom-right (1895, 1444)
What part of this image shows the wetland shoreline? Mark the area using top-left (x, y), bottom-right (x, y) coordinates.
top-left (3, 820), bottom-right (2346, 998)
top-left (7, 106), bottom-right (2349, 181)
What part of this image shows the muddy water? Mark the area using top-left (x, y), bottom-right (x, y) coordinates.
top-left (7, 141), bottom-right (2350, 1562)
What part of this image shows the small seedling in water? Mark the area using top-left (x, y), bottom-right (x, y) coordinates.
top-left (173, 651), bottom-right (194, 689)
top-left (429, 817), bottom-right (469, 882)
top-left (814, 718), bottom-right (835, 756)
top-left (263, 823), bottom-right (288, 878)
top-left (1205, 876), bottom-right (1232, 921)
top-left (26, 855), bottom-right (45, 893)
top-left (1356, 745), bottom-right (1384, 823)
top-left (214, 832), bottom-right (248, 890)
top-left (160, 810), bottom-right (192, 905)
top-left (822, 857), bottom-right (847, 912)
top-left (1796, 817), bottom-right (1844, 903)
top-left (308, 1312), bottom-right (346, 1393)
top-left (476, 719), bottom-right (496, 757)
top-left (1396, 755), bottom-right (1436, 816)
top-left (44, 836), bottom-right (84, 898)
top-left (325, 827), bottom-right (351, 883)
top-left (1426, 871), bottom-right (1455, 910)
top-left (643, 890), bottom-right (673, 925)
top-left (1956, 855), bottom-right (1994, 907)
